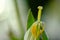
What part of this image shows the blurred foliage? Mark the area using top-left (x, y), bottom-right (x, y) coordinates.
top-left (9, 30), bottom-right (19, 40)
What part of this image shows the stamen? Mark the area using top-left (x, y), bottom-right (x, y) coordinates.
top-left (37, 6), bottom-right (43, 22)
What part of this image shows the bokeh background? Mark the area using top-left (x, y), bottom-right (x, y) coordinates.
top-left (0, 0), bottom-right (60, 40)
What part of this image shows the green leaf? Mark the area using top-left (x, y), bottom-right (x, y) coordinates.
top-left (27, 9), bottom-right (35, 30)
top-left (42, 31), bottom-right (48, 40)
